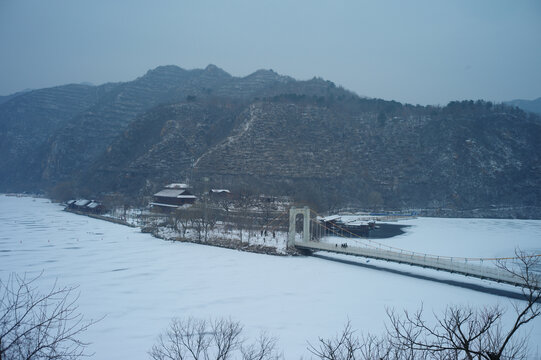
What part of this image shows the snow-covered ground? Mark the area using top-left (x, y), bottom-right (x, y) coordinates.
top-left (1, 195), bottom-right (540, 359)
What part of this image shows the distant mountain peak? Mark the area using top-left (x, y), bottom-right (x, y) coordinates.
top-left (143, 65), bottom-right (186, 77)
top-left (205, 64), bottom-right (220, 72)
top-left (246, 69), bottom-right (291, 83)
top-left (203, 64), bottom-right (232, 78)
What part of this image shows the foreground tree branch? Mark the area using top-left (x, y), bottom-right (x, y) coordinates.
top-left (309, 251), bottom-right (540, 360)
top-left (0, 272), bottom-right (98, 360)
top-left (386, 250), bottom-right (540, 360)
top-left (307, 320), bottom-right (361, 360)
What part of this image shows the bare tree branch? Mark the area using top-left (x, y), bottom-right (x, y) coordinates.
top-left (307, 320), bottom-right (361, 360)
top-left (307, 251), bottom-right (540, 360)
top-left (0, 272), bottom-right (98, 360)
top-left (241, 331), bottom-right (281, 360)
top-left (150, 317), bottom-right (281, 360)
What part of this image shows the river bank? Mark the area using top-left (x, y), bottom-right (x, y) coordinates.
top-left (64, 205), bottom-right (294, 256)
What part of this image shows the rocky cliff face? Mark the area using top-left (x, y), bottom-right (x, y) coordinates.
top-left (1, 65), bottom-right (540, 217)
top-left (84, 101), bottom-right (245, 196)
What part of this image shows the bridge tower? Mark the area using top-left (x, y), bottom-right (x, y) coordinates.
top-left (287, 206), bottom-right (311, 249)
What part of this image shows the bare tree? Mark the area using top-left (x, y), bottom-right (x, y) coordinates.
top-left (211, 196), bottom-right (234, 223)
top-left (235, 191), bottom-right (256, 243)
top-left (307, 320), bottom-right (361, 360)
top-left (0, 273), bottom-right (98, 360)
top-left (149, 317), bottom-right (281, 360)
top-left (173, 208), bottom-right (192, 238)
top-left (187, 205), bottom-right (217, 242)
top-left (307, 321), bottom-right (411, 360)
top-left (356, 333), bottom-right (410, 360)
top-left (310, 251), bottom-right (540, 360)
top-left (148, 318), bottom-right (209, 360)
top-left (386, 304), bottom-right (518, 360)
top-left (492, 250), bottom-right (541, 359)
top-left (386, 250), bottom-right (540, 360)
top-left (241, 332), bottom-right (280, 360)
top-left (211, 318), bottom-right (243, 360)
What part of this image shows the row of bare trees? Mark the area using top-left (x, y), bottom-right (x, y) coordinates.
top-left (170, 194), bottom-right (287, 243)
top-left (148, 318), bottom-right (281, 360)
top-left (172, 205), bottom-right (218, 242)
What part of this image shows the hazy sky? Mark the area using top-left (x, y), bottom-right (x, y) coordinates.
top-left (1, 0), bottom-right (540, 105)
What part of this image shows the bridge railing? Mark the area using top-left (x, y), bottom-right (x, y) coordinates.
top-left (295, 240), bottom-right (529, 288)
top-left (331, 235), bottom-right (506, 266)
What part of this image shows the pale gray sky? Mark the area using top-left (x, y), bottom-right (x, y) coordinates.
top-left (1, 0), bottom-right (540, 105)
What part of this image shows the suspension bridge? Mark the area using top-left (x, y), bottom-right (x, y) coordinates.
top-left (279, 206), bottom-right (540, 289)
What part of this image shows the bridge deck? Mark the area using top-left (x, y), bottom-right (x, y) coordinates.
top-left (295, 241), bottom-right (530, 288)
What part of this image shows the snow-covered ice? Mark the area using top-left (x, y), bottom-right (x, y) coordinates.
top-left (1, 195), bottom-right (540, 359)
top-left (323, 216), bottom-right (541, 269)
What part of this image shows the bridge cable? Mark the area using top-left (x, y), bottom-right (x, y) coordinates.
top-left (308, 209), bottom-right (541, 263)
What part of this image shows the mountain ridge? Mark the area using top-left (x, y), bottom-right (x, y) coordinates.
top-left (505, 97), bottom-right (541, 115)
top-left (1, 65), bottom-right (540, 218)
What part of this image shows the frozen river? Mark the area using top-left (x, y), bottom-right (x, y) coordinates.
top-left (1, 195), bottom-right (540, 359)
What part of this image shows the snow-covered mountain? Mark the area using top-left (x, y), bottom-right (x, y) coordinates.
top-left (1, 66), bottom-right (541, 218)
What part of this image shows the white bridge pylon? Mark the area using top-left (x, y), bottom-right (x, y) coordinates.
top-left (287, 207), bottom-right (535, 289)
top-left (287, 206), bottom-right (310, 249)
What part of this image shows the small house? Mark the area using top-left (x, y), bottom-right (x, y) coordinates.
top-left (66, 199), bottom-right (105, 214)
top-left (150, 183), bottom-right (196, 211)
top-left (86, 201), bottom-right (105, 214)
top-left (73, 199), bottom-right (91, 209)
